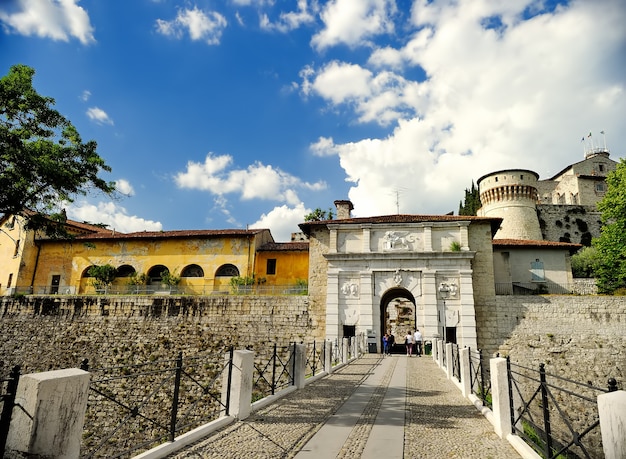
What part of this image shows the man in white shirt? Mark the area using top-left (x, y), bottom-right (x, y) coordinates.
top-left (414, 329), bottom-right (423, 356)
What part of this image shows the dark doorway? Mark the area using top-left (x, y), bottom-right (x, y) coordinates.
top-left (50, 275), bottom-right (60, 294)
top-left (343, 325), bottom-right (356, 337)
top-left (446, 327), bottom-right (457, 344)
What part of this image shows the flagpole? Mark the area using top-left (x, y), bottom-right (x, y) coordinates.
top-left (601, 130), bottom-right (607, 150)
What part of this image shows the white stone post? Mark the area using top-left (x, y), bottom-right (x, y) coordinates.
top-left (437, 340), bottom-right (444, 368)
top-left (342, 338), bottom-right (349, 364)
top-left (221, 349), bottom-right (254, 420)
top-left (598, 390), bottom-right (626, 459)
top-left (293, 343), bottom-right (307, 389)
top-left (324, 340), bottom-right (333, 374)
top-left (445, 342), bottom-right (454, 379)
top-left (490, 357), bottom-right (512, 439)
top-left (6, 368), bottom-right (90, 459)
top-left (459, 347), bottom-right (472, 398)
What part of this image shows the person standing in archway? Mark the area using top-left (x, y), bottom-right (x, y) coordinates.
top-left (405, 330), bottom-right (414, 356)
top-left (414, 329), bottom-right (423, 357)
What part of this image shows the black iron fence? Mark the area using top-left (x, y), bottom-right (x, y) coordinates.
top-left (0, 366), bottom-right (21, 456)
top-left (451, 344), bottom-right (461, 380)
top-left (494, 281), bottom-right (596, 296)
top-left (304, 341), bottom-right (325, 378)
top-left (8, 284), bottom-right (308, 296)
top-left (507, 358), bottom-right (618, 459)
top-left (252, 343), bottom-right (295, 401)
top-left (468, 348), bottom-right (492, 409)
top-left (79, 349), bottom-right (233, 458)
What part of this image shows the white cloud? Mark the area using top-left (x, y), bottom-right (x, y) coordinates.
top-left (260, 0), bottom-right (316, 32)
top-left (303, 0), bottom-right (626, 218)
top-left (311, 0), bottom-right (396, 50)
top-left (86, 107), bottom-right (113, 125)
top-left (156, 7), bottom-right (227, 45)
top-left (80, 90), bottom-right (91, 102)
top-left (301, 60), bottom-right (422, 125)
top-left (0, 0), bottom-right (95, 44)
top-left (68, 201), bottom-right (162, 233)
top-left (249, 202), bottom-right (310, 242)
top-left (174, 153), bottom-right (326, 206)
top-left (115, 179), bottom-right (134, 196)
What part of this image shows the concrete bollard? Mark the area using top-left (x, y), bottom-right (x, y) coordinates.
top-left (292, 344), bottom-right (307, 389)
top-left (459, 347), bottom-right (472, 397)
top-left (324, 340), bottom-right (333, 374)
top-left (221, 350), bottom-right (254, 420)
top-left (445, 343), bottom-right (454, 379)
top-left (6, 368), bottom-right (90, 459)
top-left (342, 338), bottom-right (349, 364)
top-left (490, 357), bottom-right (512, 439)
top-left (598, 390), bottom-right (626, 459)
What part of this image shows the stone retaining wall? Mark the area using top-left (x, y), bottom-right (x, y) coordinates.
top-left (0, 295), bottom-right (315, 375)
top-left (487, 295), bottom-right (625, 387)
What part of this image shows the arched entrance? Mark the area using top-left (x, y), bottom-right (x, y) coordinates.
top-left (380, 287), bottom-right (416, 353)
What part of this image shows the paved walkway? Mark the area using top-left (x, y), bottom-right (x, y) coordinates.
top-left (168, 354), bottom-right (520, 458)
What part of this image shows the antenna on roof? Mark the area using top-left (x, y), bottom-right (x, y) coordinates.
top-left (390, 187), bottom-right (409, 214)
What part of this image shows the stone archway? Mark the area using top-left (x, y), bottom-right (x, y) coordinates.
top-left (380, 287), bottom-right (415, 353)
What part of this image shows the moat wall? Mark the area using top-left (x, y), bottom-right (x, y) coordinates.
top-left (1, 294), bottom-right (624, 389)
top-left (488, 295), bottom-right (625, 387)
top-left (0, 295), bottom-right (316, 375)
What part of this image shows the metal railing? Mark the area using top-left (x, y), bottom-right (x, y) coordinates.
top-left (252, 343), bottom-right (295, 400)
top-left (468, 348), bottom-right (492, 409)
top-left (494, 281), bottom-right (594, 296)
top-left (451, 344), bottom-right (461, 380)
top-left (507, 358), bottom-right (618, 459)
top-left (80, 349), bottom-right (233, 458)
top-left (304, 341), bottom-right (325, 378)
top-left (7, 284), bottom-right (308, 296)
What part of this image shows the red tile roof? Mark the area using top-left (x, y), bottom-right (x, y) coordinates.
top-left (70, 228), bottom-right (270, 241)
top-left (493, 239), bottom-right (582, 253)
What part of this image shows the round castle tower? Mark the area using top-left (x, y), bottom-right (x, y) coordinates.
top-left (477, 169), bottom-right (542, 240)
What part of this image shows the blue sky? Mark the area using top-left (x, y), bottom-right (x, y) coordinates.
top-left (1, 0), bottom-right (625, 241)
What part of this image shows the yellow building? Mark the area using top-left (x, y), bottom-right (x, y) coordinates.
top-left (0, 213), bottom-right (303, 295)
top-left (253, 241), bottom-right (309, 294)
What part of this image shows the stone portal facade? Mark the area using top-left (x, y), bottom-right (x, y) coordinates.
top-left (300, 205), bottom-right (500, 351)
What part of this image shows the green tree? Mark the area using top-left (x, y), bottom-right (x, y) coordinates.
top-left (0, 64), bottom-right (115, 234)
top-left (88, 264), bottom-right (117, 291)
top-left (593, 159), bottom-right (626, 293)
top-left (458, 181), bottom-right (480, 216)
top-left (570, 246), bottom-right (600, 278)
top-left (304, 207), bottom-right (334, 221)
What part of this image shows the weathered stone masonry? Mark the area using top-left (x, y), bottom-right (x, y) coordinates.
top-left (0, 295), bottom-right (316, 375)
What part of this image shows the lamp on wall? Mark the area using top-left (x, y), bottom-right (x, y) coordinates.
top-left (438, 282), bottom-right (450, 343)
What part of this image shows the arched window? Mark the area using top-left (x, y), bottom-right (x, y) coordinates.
top-left (116, 265), bottom-right (136, 277)
top-left (82, 266), bottom-right (97, 278)
top-left (147, 265), bottom-right (169, 283)
top-left (181, 264), bottom-right (204, 277)
top-left (215, 264), bottom-right (239, 277)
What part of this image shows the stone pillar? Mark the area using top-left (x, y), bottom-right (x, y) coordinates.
top-left (459, 347), bottom-right (472, 397)
top-left (423, 225), bottom-right (433, 251)
top-left (445, 342), bottom-right (454, 379)
top-left (6, 368), bottom-right (90, 459)
top-left (342, 338), bottom-right (349, 364)
top-left (326, 270), bottom-right (340, 341)
top-left (598, 390), bottom-right (626, 459)
top-left (490, 357), bottom-right (512, 439)
top-left (362, 225), bottom-right (371, 252)
top-left (437, 340), bottom-right (444, 368)
top-left (221, 350), bottom-right (254, 420)
top-left (324, 340), bottom-right (333, 374)
top-left (293, 344), bottom-right (307, 389)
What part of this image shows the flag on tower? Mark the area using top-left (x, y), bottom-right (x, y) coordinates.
top-left (600, 130), bottom-right (605, 134)
top-left (581, 137), bottom-right (584, 142)
top-left (588, 132), bottom-right (592, 138)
